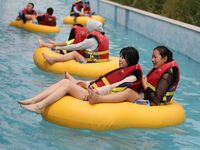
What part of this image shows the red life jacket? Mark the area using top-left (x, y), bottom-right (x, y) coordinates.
top-left (70, 2), bottom-right (83, 15)
top-left (70, 25), bottom-right (89, 44)
top-left (90, 64), bottom-right (143, 92)
top-left (22, 8), bottom-right (37, 15)
top-left (146, 60), bottom-right (180, 105)
top-left (56, 24), bottom-right (88, 55)
top-left (83, 4), bottom-right (91, 15)
top-left (85, 31), bottom-right (109, 62)
top-left (39, 14), bottom-right (56, 26)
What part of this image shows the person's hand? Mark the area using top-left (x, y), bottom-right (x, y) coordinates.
top-left (142, 76), bottom-right (148, 90)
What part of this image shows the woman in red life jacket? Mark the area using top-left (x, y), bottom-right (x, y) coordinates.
top-left (16, 3), bottom-right (37, 23)
top-left (41, 19), bottom-right (109, 63)
top-left (83, 0), bottom-right (92, 17)
top-left (87, 46), bottom-right (180, 106)
top-left (18, 47), bottom-right (142, 114)
top-left (38, 24), bottom-right (88, 51)
top-left (36, 8), bottom-right (56, 26)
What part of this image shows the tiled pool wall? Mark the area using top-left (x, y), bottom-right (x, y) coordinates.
top-left (89, 0), bottom-right (200, 63)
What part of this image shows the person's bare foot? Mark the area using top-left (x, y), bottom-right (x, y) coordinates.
top-left (18, 98), bottom-right (35, 105)
top-left (87, 88), bottom-right (100, 104)
top-left (42, 53), bottom-right (55, 65)
top-left (65, 72), bottom-right (74, 80)
top-left (38, 39), bottom-right (45, 47)
top-left (20, 104), bottom-right (43, 114)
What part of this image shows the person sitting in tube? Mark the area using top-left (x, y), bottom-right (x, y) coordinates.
top-left (16, 2), bottom-right (37, 23)
top-left (39, 19), bottom-right (110, 64)
top-left (83, 0), bottom-right (93, 17)
top-left (87, 46), bottom-right (180, 106)
top-left (70, 0), bottom-right (85, 21)
top-left (18, 47), bottom-right (143, 114)
top-left (38, 24), bottom-right (89, 54)
top-left (36, 7), bottom-right (56, 26)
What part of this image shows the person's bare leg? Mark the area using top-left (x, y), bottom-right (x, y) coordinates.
top-left (42, 51), bottom-right (86, 65)
top-left (21, 79), bottom-right (88, 114)
top-left (38, 39), bottom-right (55, 48)
top-left (18, 79), bottom-right (67, 105)
top-left (88, 88), bottom-right (141, 104)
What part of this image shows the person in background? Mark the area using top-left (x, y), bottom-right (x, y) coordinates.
top-left (83, 0), bottom-right (92, 17)
top-left (70, 0), bottom-right (84, 21)
top-left (40, 20), bottom-right (109, 64)
top-left (38, 24), bottom-right (88, 52)
top-left (16, 2), bottom-right (37, 23)
top-left (36, 7), bottom-right (56, 26)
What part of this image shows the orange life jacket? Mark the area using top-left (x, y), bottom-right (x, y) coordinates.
top-left (90, 64), bottom-right (143, 92)
top-left (146, 60), bottom-right (180, 105)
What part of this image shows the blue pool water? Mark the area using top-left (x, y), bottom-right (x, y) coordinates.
top-left (0, 0), bottom-right (200, 149)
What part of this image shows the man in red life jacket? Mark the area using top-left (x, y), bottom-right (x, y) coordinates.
top-left (37, 8), bottom-right (56, 26)
top-left (16, 3), bottom-right (37, 23)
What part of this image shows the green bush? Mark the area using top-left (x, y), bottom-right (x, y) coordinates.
top-left (110, 0), bottom-right (200, 27)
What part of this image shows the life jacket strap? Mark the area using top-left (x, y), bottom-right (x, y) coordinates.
top-left (85, 50), bottom-right (109, 56)
top-left (110, 87), bottom-right (127, 94)
top-left (66, 39), bottom-right (75, 45)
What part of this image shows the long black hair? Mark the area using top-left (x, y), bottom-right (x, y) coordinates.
top-left (120, 47), bottom-right (139, 66)
top-left (153, 46), bottom-right (173, 63)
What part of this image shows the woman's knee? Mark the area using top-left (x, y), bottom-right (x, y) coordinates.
top-left (60, 79), bottom-right (71, 85)
top-left (126, 88), bottom-right (141, 101)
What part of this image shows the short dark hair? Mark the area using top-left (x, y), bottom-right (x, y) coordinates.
top-left (153, 46), bottom-right (173, 63)
top-left (47, 7), bottom-right (54, 15)
top-left (120, 47), bottom-right (139, 66)
top-left (28, 3), bottom-right (34, 8)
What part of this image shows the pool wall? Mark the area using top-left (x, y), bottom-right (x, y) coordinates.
top-left (89, 0), bottom-right (200, 63)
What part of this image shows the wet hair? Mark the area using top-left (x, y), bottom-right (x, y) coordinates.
top-left (47, 7), bottom-right (54, 15)
top-left (120, 47), bottom-right (139, 66)
top-left (153, 46), bottom-right (173, 63)
top-left (28, 3), bottom-right (34, 8)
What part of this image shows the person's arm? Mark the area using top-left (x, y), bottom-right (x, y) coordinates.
top-left (144, 72), bottom-right (174, 104)
top-left (56, 38), bottom-right (98, 51)
top-left (73, 6), bottom-right (83, 15)
top-left (95, 76), bottom-right (137, 95)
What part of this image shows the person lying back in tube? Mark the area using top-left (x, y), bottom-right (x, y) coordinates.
top-left (87, 46), bottom-right (180, 106)
top-left (40, 19), bottom-right (110, 64)
top-left (18, 47), bottom-right (143, 114)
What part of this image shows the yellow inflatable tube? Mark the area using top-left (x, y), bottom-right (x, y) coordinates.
top-left (63, 15), bottom-right (106, 26)
top-left (33, 47), bottom-right (119, 78)
top-left (10, 20), bottom-right (60, 33)
top-left (42, 96), bottom-right (185, 131)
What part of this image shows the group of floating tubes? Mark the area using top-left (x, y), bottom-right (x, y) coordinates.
top-left (10, 15), bottom-right (105, 33)
top-left (11, 14), bottom-right (185, 130)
